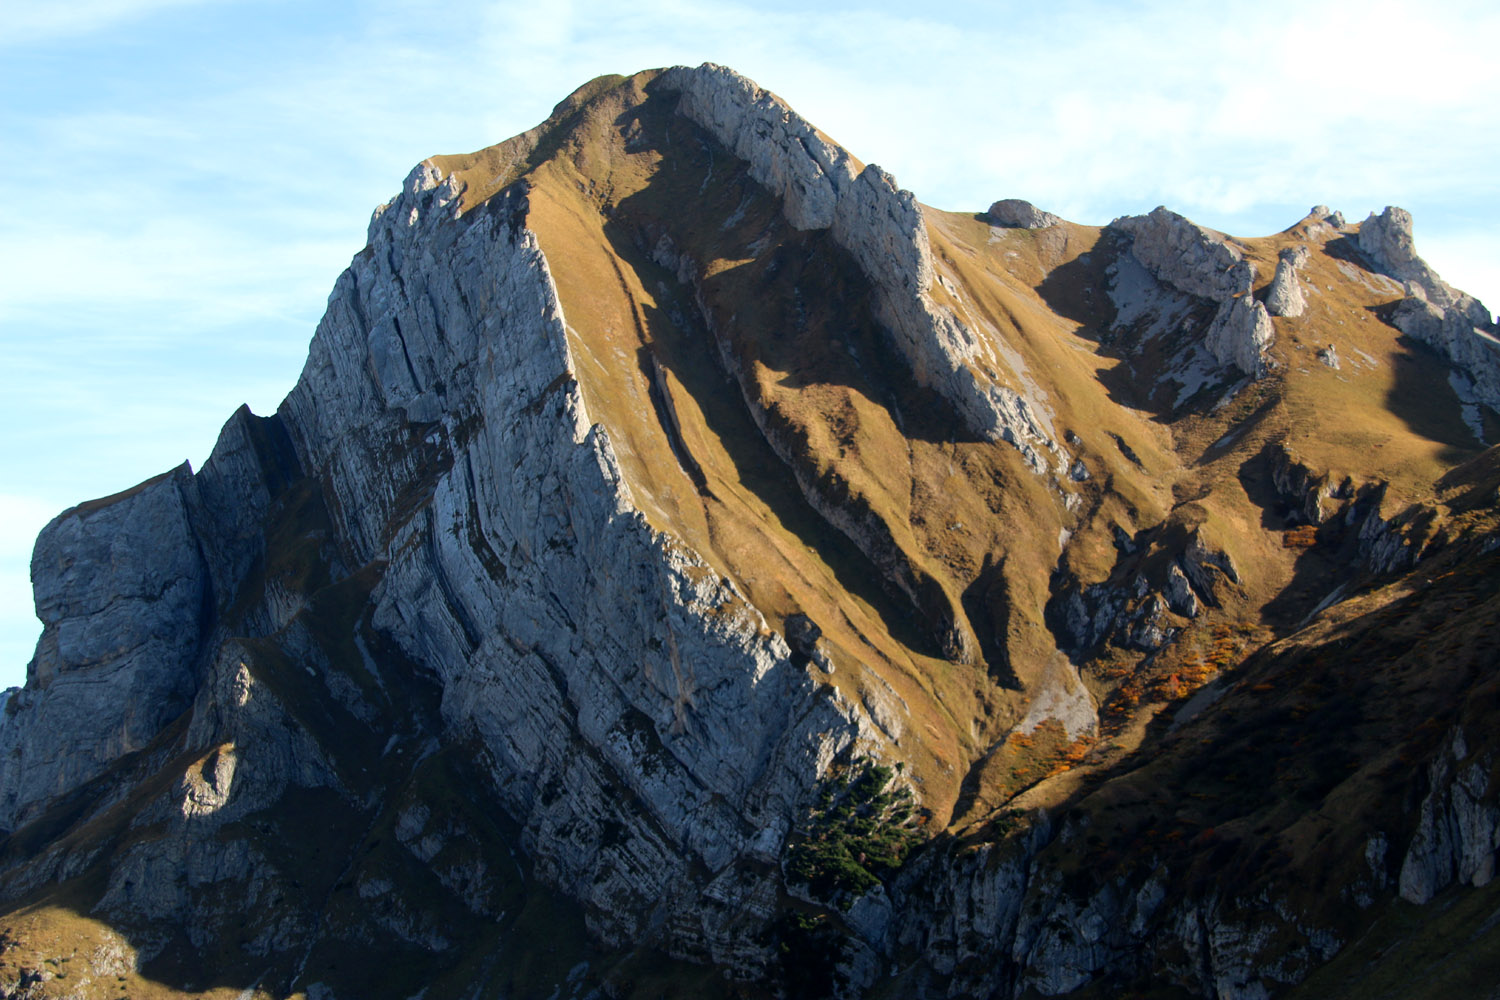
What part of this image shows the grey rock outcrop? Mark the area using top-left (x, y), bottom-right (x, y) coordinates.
top-left (1266, 245), bottom-right (1309, 318)
top-left (1391, 282), bottom-right (1500, 413)
top-left (887, 819), bottom-right (1340, 1000)
top-left (1398, 727), bottom-right (1500, 904)
top-left (3, 138), bottom-right (882, 976)
top-left (987, 199), bottom-right (1062, 229)
top-left (1309, 205), bottom-right (1346, 229)
top-left (1267, 443), bottom-right (1341, 526)
top-left (279, 160), bottom-right (873, 954)
top-left (90, 641), bottom-right (341, 935)
top-left (1360, 208), bottom-right (1485, 321)
top-left (1182, 532), bottom-right (1241, 600)
top-left (0, 465), bottom-right (207, 829)
top-left (1163, 563), bottom-right (1200, 618)
top-left (1205, 294), bottom-right (1276, 376)
top-left (1112, 207), bottom-right (1255, 303)
top-left (1110, 207), bottom-right (1275, 377)
top-left (5, 64), bottom-right (1499, 1000)
top-left (658, 64), bottom-right (1065, 476)
top-left (1358, 207), bottom-right (1500, 414)
top-left (1049, 530), bottom-right (1234, 656)
top-left (0, 396), bottom-right (313, 833)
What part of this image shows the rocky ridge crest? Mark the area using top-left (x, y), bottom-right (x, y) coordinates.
top-left (1359, 206), bottom-right (1500, 422)
top-left (660, 64), bottom-right (1067, 477)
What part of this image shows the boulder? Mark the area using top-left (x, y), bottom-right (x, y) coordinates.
top-left (987, 199), bottom-right (1062, 229)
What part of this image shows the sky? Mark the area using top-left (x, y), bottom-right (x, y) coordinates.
top-left (2, 0), bottom-right (1498, 687)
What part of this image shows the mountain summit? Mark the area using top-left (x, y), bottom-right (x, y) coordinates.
top-left (1, 64), bottom-right (1498, 999)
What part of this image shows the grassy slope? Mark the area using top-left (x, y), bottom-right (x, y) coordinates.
top-left (421, 72), bottom-right (1500, 856)
top-left (928, 446), bottom-right (1500, 995)
top-left (484, 72), bottom-right (1058, 819)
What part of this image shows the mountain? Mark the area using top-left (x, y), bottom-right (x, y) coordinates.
top-left (1, 63), bottom-right (1498, 999)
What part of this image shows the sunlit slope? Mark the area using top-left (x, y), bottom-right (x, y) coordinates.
top-left (420, 71), bottom-right (1493, 839)
top-left (435, 72), bottom-right (1065, 819)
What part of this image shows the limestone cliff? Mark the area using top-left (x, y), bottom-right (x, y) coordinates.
top-left (1, 65), bottom-right (1498, 1000)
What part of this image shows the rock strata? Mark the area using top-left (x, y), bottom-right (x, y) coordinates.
top-left (1, 139), bottom-right (881, 981)
top-left (279, 159), bottom-right (874, 951)
top-left (2, 64), bottom-right (1499, 1000)
top-left (0, 465), bottom-right (207, 829)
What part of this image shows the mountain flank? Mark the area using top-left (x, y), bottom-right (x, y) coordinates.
top-left (0, 63), bottom-right (1498, 999)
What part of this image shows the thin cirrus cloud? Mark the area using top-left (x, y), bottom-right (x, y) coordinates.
top-left (1, 0), bottom-right (1497, 685)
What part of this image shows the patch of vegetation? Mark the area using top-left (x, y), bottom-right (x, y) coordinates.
top-left (785, 758), bottom-right (923, 902)
top-left (1099, 621), bottom-right (1267, 735)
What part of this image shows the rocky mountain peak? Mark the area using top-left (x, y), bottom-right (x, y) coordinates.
top-left (1, 63), bottom-right (1498, 1000)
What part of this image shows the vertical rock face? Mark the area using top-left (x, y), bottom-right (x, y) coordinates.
top-left (1359, 207), bottom-right (1484, 321)
top-left (1398, 728), bottom-right (1500, 904)
top-left (275, 160), bottom-right (871, 950)
top-left (1357, 207), bottom-right (1500, 417)
top-left (1204, 293), bottom-right (1276, 376)
top-left (0, 465), bottom-right (207, 828)
top-left (0, 96), bottom-right (887, 989)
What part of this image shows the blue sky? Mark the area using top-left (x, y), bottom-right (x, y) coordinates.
top-left (3, 0), bottom-right (1498, 687)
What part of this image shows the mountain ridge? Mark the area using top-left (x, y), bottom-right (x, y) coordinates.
top-left (0, 63), bottom-right (1497, 999)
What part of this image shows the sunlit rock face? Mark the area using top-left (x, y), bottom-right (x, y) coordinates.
top-left (1, 64), bottom-right (1499, 1000)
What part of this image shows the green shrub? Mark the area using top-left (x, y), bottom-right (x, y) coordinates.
top-left (785, 757), bottom-right (923, 903)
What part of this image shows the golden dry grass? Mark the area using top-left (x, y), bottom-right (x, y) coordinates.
top-left (413, 71), bottom-right (1500, 831)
